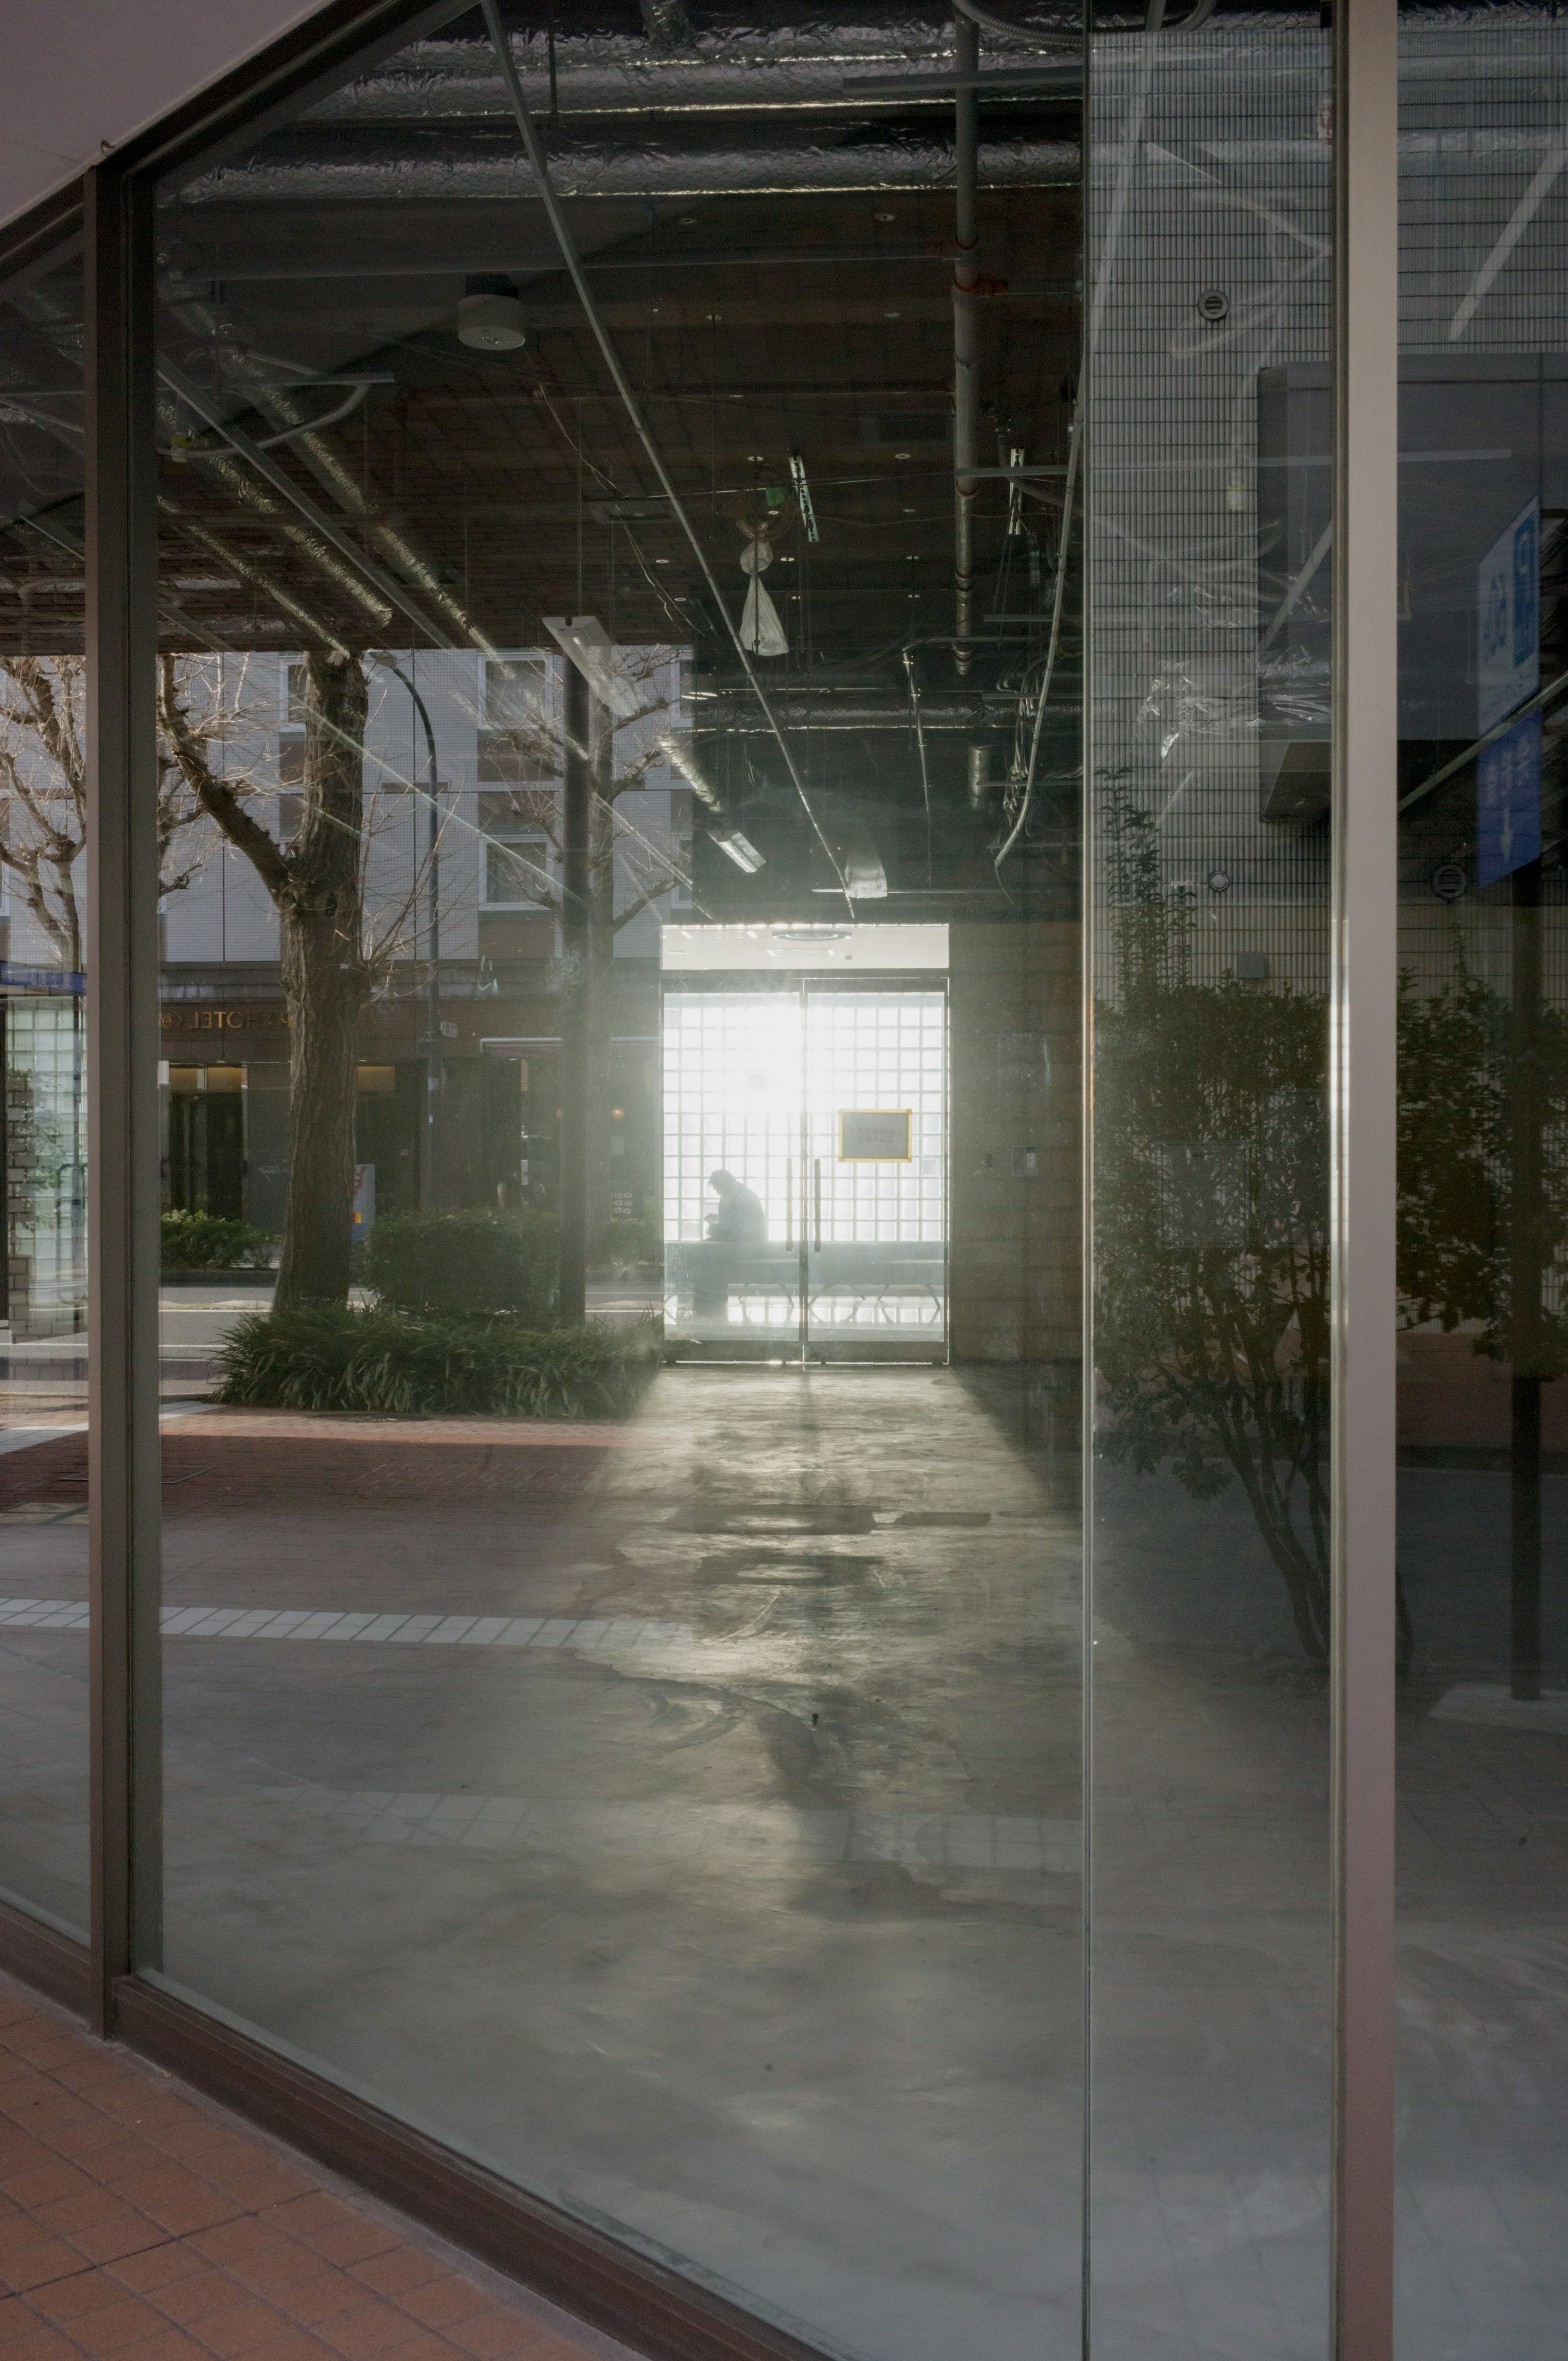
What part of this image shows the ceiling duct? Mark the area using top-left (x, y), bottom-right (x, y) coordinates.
top-left (302, 4), bottom-right (1082, 122)
top-left (184, 120), bottom-right (1077, 203)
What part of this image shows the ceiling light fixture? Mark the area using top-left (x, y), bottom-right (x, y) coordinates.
top-left (457, 277), bottom-right (528, 350)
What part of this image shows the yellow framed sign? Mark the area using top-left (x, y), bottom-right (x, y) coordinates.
top-left (838, 1109), bottom-right (912, 1161)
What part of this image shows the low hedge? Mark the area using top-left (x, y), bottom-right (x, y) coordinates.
top-left (594, 1216), bottom-right (660, 1270)
top-left (162, 1210), bottom-right (274, 1270)
top-left (363, 1207), bottom-right (557, 1320)
top-left (215, 1304), bottom-right (659, 1419)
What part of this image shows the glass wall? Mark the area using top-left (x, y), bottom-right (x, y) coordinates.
top-left (140, 7), bottom-right (1083, 2358)
top-left (1085, 9), bottom-right (1334, 2355)
top-left (1395, 9), bottom-right (1568, 2352)
top-left (0, 240), bottom-right (91, 1937)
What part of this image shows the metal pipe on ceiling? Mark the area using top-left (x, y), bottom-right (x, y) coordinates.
top-left (161, 290), bottom-right (491, 653)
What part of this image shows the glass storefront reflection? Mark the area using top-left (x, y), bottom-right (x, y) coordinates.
top-left (1085, 14), bottom-right (1335, 2356)
top-left (143, 5), bottom-right (1082, 2356)
top-left (1395, 13), bottom-right (1568, 2352)
top-left (0, 250), bottom-right (90, 1937)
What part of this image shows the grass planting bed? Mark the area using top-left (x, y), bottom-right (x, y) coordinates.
top-left (216, 1305), bottom-right (660, 1419)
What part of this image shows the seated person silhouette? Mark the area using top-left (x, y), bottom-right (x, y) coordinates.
top-left (693, 1168), bottom-right (768, 1314)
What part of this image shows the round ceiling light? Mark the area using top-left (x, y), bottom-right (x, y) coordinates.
top-left (458, 292), bottom-right (528, 350)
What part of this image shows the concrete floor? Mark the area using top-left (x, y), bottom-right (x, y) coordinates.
top-left (0, 1381), bottom-right (1562, 2361)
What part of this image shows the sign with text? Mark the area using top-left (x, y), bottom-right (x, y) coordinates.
top-left (352, 1163), bottom-right (376, 1237)
top-left (1477, 708), bottom-right (1542, 886)
top-left (838, 1109), bottom-right (911, 1161)
top-left (1477, 494), bottom-right (1539, 733)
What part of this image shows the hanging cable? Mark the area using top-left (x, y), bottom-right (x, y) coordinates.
top-left (994, 405), bottom-right (1078, 869)
top-left (477, 0), bottom-right (852, 913)
top-left (903, 649), bottom-right (935, 886)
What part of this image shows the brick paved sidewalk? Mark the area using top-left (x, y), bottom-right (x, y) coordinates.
top-left (0, 1978), bottom-right (626, 2361)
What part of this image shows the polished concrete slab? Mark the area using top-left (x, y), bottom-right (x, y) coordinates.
top-left (0, 1386), bottom-right (1562, 2361)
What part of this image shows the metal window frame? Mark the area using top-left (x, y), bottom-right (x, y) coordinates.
top-left (1329, 1), bottom-right (1399, 2355)
top-left (0, 0), bottom-right (1402, 2351)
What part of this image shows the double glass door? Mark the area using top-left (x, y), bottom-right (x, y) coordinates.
top-left (664, 982), bottom-right (948, 1361)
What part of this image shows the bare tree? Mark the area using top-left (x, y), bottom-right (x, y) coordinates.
top-left (0, 656), bottom-right (216, 974)
top-left (160, 650), bottom-right (438, 1310)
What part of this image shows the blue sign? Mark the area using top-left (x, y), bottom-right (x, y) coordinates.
top-left (1477, 496), bottom-right (1540, 733)
top-left (1477, 708), bottom-right (1542, 886)
top-left (0, 962), bottom-right (85, 995)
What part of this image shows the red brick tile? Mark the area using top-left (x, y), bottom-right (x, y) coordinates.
top-left (140, 2129), bottom-right (233, 2172)
top-left (97, 2178), bottom-right (237, 2242)
top-left (232, 2336), bottom-right (339, 2361)
top-left (156, 2140), bottom-right (259, 2186)
top-left (0, 2329), bottom-right (85, 2361)
top-left (386, 2285), bottom-right (483, 2336)
top-left (39, 2292), bottom-right (169, 2350)
top-left (0, 2225), bottom-right (97, 2296)
top-left (185, 2299), bottom-right (296, 2361)
top-left (87, 2154), bottom-right (175, 2198)
top-left (185, 2229), bottom-right (281, 2272)
top-left (205, 2181), bottom-right (310, 2222)
top-left (220, 2252), bottom-right (331, 2303)
top-left (28, 2277), bottom-right (141, 2328)
top-left (139, 2275), bottom-right (250, 2333)
top-left (312, 2310), bottom-right (420, 2361)
top-left (270, 2287), bottom-right (372, 2335)
top-left (111, 2331), bottom-right (232, 2361)
top-left (31, 2193), bottom-right (145, 2241)
top-left (61, 2227), bottom-right (171, 2273)
top-left (1, 2101), bottom-right (94, 2140)
top-left (0, 2302), bottom-right (40, 2347)
top-left (442, 2312), bottom-right (543, 2361)
top-left (0, 2177), bottom-right (89, 2217)
top-left (371, 2336), bottom-right (470, 2361)
top-left (251, 2208), bottom-right (350, 2246)
top-left (342, 2257), bottom-right (442, 2304)
top-left (105, 2254), bottom-right (216, 2302)
top-left (292, 2229), bottom-right (396, 2273)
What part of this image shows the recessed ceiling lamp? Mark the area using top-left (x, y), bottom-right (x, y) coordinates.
top-left (458, 275), bottom-right (527, 350)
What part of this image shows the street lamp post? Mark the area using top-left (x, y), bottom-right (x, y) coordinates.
top-left (379, 660), bottom-right (442, 1209)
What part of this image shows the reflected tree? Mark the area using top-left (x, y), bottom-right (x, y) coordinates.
top-left (0, 655), bottom-right (216, 973)
top-left (162, 650), bottom-right (429, 1310)
top-left (1095, 784), bottom-right (1332, 1664)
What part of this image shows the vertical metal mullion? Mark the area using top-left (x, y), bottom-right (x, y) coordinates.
top-left (1330, 0), bottom-right (1399, 2352)
top-left (86, 160), bottom-right (163, 2031)
top-left (557, 653), bottom-right (591, 1325)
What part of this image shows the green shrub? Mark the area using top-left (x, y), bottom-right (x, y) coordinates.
top-left (362, 1207), bottom-right (557, 1319)
top-left (594, 1215), bottom-right (660, 1269)
top-left (162, 1210), bottom-right (274, 1270)
top-left (215, 1305), bottom-right (658, 1419)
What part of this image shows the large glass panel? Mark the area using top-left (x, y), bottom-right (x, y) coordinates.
top-left (0, 239), bottom-right (91, 1938)
top-left (1085, 11), bottom-right (1334, 2355)
top-left (143, 7), bottom-right (1084, 2359)
top-left (1395, 9), bottom-right (1568, 2352)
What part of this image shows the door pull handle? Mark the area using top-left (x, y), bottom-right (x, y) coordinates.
top-left (813, 1158), bottom-right (822, 1254)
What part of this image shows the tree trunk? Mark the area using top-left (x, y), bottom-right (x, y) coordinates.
top-left (275, 905), bottom-right (369, 1307)
top-left (273, 653), bottom-right (371, 1310)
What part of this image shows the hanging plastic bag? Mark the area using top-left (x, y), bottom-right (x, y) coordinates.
top-left (738, 531), bottom-right (789, 657)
